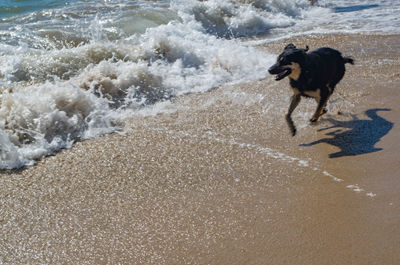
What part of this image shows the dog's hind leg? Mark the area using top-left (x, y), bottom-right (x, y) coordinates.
top-left (286, 94), bottom-right (301, 136)
top-left (313, 97), bottom-right (328, 116)
top-left (310, 92), bottom-right (329, 123)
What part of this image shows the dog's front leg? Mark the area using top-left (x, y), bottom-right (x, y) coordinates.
top-left (286, 94), bottom-right (301, 136)
top-left (310, 94), bottom-right (328, 123)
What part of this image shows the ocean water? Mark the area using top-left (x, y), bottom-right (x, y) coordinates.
top-left (0, 0), bottom-right (73, 19)
top-left (0, 0), bottom-right (398, 169)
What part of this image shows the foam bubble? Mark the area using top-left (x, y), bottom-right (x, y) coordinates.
top-left (346, 184), bottom-right (364, 193)
top-left (323, 171), bottom-right (344, 182)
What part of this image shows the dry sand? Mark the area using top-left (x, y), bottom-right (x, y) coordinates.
top-left (1, 34), bottom-right (399, 264)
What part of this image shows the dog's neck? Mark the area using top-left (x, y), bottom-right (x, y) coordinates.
top-left (288, 62), bottom-right (301, 81)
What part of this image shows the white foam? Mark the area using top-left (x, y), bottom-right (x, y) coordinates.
top-left (323, 171), bottom-right (344, 182)
top-left (0, 81), bottom-right (117, 168)
top-left (346, 184), bottom-right (364, 193)
top-left (0, 2), bottom-right (274, 169)
top-left (171, 0), bottom-right (308, 38)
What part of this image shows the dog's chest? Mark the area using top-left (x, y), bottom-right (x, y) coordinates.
top-left (289, 78), bottom-right (320, 98)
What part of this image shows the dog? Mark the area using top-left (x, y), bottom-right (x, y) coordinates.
top-left (268, 44), bottom-right (354, 136)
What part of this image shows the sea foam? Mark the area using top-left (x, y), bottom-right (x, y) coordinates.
top-left (0, 1), bottom-right (278, 169)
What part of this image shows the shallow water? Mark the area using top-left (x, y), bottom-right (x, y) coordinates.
top-left (0, 0), bottom-right (399, 169)
top-left (0, 0), bottom-right (74, 18)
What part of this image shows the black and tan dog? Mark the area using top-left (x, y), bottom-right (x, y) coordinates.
top-left (268, 44), bottom-right (354, 136)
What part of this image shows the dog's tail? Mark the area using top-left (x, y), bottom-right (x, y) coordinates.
top-left (343, 57), bottom-right (354, 65)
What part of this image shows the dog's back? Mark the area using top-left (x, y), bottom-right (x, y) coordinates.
top-left (301, 47), bottom-right (353, 91)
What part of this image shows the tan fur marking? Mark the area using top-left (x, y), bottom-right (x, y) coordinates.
top-left (304, 89), bottom-right (320, 100)
top-left (291, 87), bottom-right (300, 95)
top-left (288, 62), bottom-right (301, 80)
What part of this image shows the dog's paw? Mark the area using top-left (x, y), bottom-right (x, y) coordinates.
top-left (286, 122), bottom-right (297, 136)
top-left (288, 126), bottom-right (297, 136)
top-left (310, 117), bottom-right (318, 123)
top-left (286, 116), bottom-right (297, 136)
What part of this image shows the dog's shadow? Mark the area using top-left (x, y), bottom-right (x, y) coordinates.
top-left (300, 108), bottom-right (393, 158)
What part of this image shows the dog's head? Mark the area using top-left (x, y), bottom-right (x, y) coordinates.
top-left (268, 44), bottom-right (309, 81)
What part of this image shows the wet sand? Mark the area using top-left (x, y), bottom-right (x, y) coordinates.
top-left (1, 34), bottom-right (399, 264)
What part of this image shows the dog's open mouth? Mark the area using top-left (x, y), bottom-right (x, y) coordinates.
top-left (274, 69), bottom-right (292, 81)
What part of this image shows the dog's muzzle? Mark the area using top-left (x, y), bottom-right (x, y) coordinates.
top-left (268, 64), bottom-right (292, 81)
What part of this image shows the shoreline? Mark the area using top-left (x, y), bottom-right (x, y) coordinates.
top-left (1, 32), bottom-right (399, 264)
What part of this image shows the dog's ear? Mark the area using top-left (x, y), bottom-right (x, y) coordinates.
top-left (284, 43), bottom-right (296, 50)
top-left (301, 45), bottom-right (309, 53)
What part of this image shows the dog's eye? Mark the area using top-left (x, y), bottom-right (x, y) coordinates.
top-left (279, 57), bottom-right (284, 62)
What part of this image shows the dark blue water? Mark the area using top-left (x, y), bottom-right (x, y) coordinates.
top-left (334, 4), bottom-right (380, 13)
top-left (0, 0), bottom-right (74, 18)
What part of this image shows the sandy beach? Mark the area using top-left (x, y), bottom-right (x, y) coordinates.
top-left (1, 33), bottom-right (399, 264)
